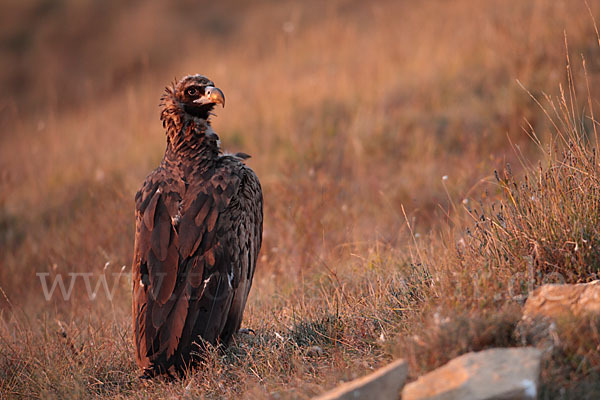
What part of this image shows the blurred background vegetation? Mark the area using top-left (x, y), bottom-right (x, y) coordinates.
top-left (1, 0), bottom-right (599, 398)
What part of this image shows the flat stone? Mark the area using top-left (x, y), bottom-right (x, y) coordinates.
top-left (313, 359), bottom-right (408, 400)
top-left (402, 347), bottom-right (541, 400)
top-left (522, 280), bottom-right (600, 320)
top-left (517, 281), bottom-right (600, 352)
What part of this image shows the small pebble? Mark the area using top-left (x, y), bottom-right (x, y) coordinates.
top-left (307, 345), bottom-right (324, 357)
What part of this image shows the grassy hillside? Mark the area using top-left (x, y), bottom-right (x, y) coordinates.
top-left (1, 0), bottom-right (599, 398)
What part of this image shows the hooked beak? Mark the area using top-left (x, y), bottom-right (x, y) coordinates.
top-left (193, 86), bottom-right (225, 107)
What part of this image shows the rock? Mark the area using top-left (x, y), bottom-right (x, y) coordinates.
top-left (521, 280), bottom-right (600, 320)
top-left (307, 346), bottom-right (324, 357)
top-left (402, 347), bottom-right (541, 400)
top-left (313, 359), bottom-right (408, 400)
top-left (517, 281), bottom-right (600, 352)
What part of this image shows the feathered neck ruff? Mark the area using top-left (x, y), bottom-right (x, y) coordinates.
top-left (159, 83), bottom-right (220, 160)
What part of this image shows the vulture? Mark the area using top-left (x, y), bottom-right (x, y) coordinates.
top-left (131, 74), bottom-right (263, 377)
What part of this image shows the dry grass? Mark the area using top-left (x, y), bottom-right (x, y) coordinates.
top-left (1, 0), bottom-right (600, 398)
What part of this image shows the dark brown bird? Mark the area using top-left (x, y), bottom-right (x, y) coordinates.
top-left (131, 74), bottom-right (262, 377)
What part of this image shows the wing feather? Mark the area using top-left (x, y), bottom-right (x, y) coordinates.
top-left (132, 156), bottom-right (262, 375)
top-left (151, 199), bottom-right (172, 261)
top-left (194, 196), bottom-right (213, 226)
top-left (143, 191), bottom-right (160, 230)
top-left (166, 287), bottom-right (189, 358)
top-left (206, 207), bottom-right (219, 232)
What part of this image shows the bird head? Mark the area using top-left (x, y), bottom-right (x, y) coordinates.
top-left (161, 75), bottom-right (225, 130)
top-left (175, 74), bottom-right (225, 120)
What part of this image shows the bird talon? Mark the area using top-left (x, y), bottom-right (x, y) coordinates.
top-left (238, 328), bottom-right (256, 335)
top-left (139, 373), bottom-right (153, 382)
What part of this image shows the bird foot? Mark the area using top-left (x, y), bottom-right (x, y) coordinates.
top-left (238, 328), bottom-right (256, 335)
top-left (138, 373), bottom-right (155, 385)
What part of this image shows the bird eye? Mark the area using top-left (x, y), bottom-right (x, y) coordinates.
top-left (186, 87), bottom-right (199, 96)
